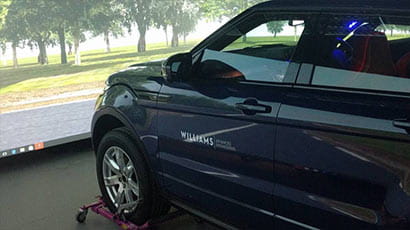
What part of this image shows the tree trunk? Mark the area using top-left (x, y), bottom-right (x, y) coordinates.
top-left (184, 34), bottom-right (187, 44)
top-left (74, 36), bottom-right (81, 65)
top-left (294, 26), bottom-right (298, 41)
top-left (104, 31), bottom-right (111, 53)
top-left (37, 40), bottom-right (48, 65)
top-left (164, 26), bottom-right (168, 47)
top-left (0, 48), bottom-right (6, 66)
top-left (171, 25), bottom-right (179, 47)
top-left (68, 43), bottom-right (73, 55)
top-left (12, 42), bottom-right (18, 68)
top-left (242, 35), bottom-right (247, 42)
top-left (58, 26), bottom-right (67, 64)
top-left (242, 0), bottom-right (248, 10)
top-left (171, 32), bottom-right (179, 47)
top-left (137, 27), bottom-right (146, 52)
top-left (391, 29), bottom-right (394, 37)
top-left (274, 32), bottom-right (277, 38)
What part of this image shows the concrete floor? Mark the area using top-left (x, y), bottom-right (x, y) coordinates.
top-left (0, 140), bottom-right (217, 230)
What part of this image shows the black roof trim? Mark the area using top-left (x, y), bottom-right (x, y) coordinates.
top-left (254, 0), bottom-right (410, 11)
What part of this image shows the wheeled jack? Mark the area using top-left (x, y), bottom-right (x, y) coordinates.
top-left (76, 196), bottom-right (186, 230)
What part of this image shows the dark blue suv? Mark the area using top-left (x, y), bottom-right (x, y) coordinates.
top-left (91, 1), bottom-right (410, 229)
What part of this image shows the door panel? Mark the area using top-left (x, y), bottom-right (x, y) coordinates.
top-left (156, 10), bottom-right (314, 228)
top-left (157, 80), bottom-right (284, 228)
top-left (275, 87), bottom-right (410, 229)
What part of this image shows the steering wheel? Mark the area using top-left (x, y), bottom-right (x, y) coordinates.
top-left (336, 38), bottom-right (354, 62)
top-left (332, 37), bottom-right (354, 69)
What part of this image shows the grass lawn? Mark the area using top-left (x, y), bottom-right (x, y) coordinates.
top-left (0, 41), bottom-right (199, 95)
top-left (387, 34), bottom-right (410, 40)
top-left (0, 36), bottom-right (296, 99)
top-left (2, 33), bottom-right (410, 96)
top-left (225, 35), bottom-right (299, 50)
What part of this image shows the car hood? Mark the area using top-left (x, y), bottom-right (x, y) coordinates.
top-left (106, 59), bottom-right (166, 93)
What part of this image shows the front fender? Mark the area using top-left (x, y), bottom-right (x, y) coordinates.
top-left (92, 84), bottom-right (161, 177)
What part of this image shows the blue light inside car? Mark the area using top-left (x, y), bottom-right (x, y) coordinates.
top-left (348, 21), bottom-right (359, 30)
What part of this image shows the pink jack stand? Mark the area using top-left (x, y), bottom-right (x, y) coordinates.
top-left (76, 196), bottom-right (185, 230)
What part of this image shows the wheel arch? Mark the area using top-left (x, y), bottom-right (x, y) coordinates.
top-left (93, 106), bottom-right (169, 222)
top-left (91, 107), bottom-right (152, 170)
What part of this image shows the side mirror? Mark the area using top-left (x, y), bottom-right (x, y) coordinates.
top-left (162, 52), bottom-right (192, 81)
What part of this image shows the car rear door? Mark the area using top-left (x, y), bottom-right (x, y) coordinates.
top-left (156, 11), bottom-right (314, 229)
top-left (275, 13), bottom-right (410, 229)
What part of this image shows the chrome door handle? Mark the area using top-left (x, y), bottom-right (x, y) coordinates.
top-left (235, 98), bottom-right (272, 115)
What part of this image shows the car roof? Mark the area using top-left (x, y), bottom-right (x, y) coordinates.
top-left (254, 0), bottom-right (410, 12)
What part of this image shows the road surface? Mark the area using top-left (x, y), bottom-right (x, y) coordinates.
top-left (0, 100), bottom-right (95, 157)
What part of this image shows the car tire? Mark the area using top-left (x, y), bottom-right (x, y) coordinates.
top-left (96, 127), bottom-right (169, 225)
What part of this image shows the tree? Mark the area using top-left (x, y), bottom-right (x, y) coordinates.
top-left (66, 33), bottom-right (74, 55)
top-left (89, 0), bottom-right (123, 53)
top-left (19, 0), bottom-right (55, 65)
top-left (164, 0), bottom-right (199, 47)
top-left (117, 0), bottom-right (153, 52)
top-left (178, 4), bottom-right (199, 45)
top-left (0, 0), bottom-right (27, 68)
top-left (63, 0), bottom-right (100, 65)
top-left (198, 0), bottom-right (265, 21)
top-left (152, 1), bottom-right (170, 46)
top-left (0, 0), bottom-right (8, 66)
top-left (181, 14), bottom-right (198, 45)
top-left (385, 25), bottom-right (396, 37)
top-left (1, 0), bottom-right (56, 65)
top-left (198, 0), bottom-right (264, 42)
top-left (68, 1), bottom-right (86, 65)
top-left (45, 0), bottom-right (94, 65)
top-left (267, 21), bottom-right (287, 37)
top-left (48, 0), bottom-right (72, 64)
top-left (396, 25), bottom-right (410, 35)
top-left (0, 0), bottom-right (11, 30)
top-left (71, 25), bottom-right (84, 65)
top-left (0, 39), bottom-right (6, 66)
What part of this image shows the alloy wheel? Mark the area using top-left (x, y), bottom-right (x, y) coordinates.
top-left (102, 146), bottom-right (141, 214)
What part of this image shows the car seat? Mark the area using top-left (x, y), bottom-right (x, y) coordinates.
top-left (349, 30), bottom-right (396, 76)
top-left (396, 52), bottom-right (410, 78)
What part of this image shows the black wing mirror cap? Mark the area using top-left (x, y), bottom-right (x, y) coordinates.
top-left (162, 52), bottom-right (192, 82)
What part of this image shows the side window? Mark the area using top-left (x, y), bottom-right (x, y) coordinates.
top-left (312, 15), bottom-right (410, 93)
top-left (197, 14), bottom-right (307, 83)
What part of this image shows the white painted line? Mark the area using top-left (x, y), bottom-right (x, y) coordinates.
top-left (312, 136), bottom-right (323, 141)
top-left (182, 123), bottom-right (257, 143)
top-left (335, 146), bottom-right (370, 162)
top-left (200, 123), bottom-right (257, 138)
top-left (1, 98), bottom-right (96, 115)
top-left (6, 89), bottom-right (101, 107)
top-left (275, 214), bottom-right (320, 230)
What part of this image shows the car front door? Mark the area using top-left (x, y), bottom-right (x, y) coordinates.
top-left (157, 12), bottom-right (313, 229)
top-left (275, 14), bottom-right (410, 229)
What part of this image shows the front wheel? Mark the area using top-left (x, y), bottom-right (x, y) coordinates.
top-left (96, 128), bottom-right (169, 225)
